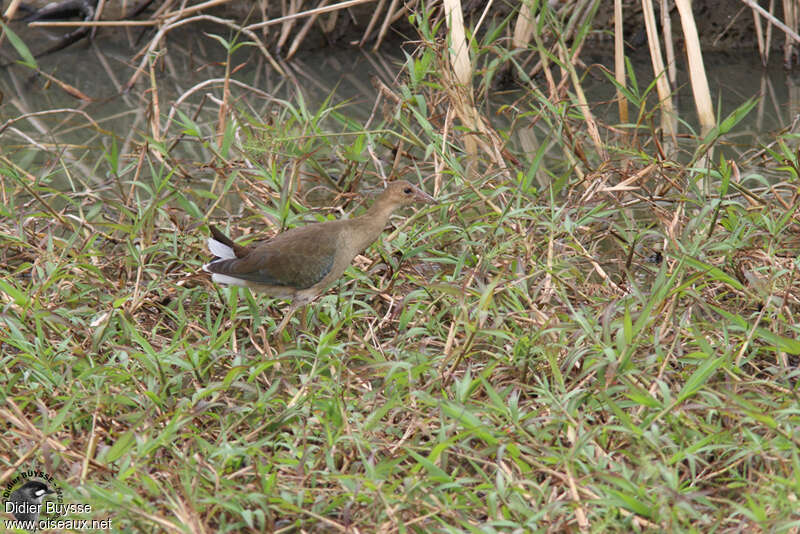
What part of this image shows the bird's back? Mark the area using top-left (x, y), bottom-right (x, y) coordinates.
top-left (205, 219), bottom-right (352, 296)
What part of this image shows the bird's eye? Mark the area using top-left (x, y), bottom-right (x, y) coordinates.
top-left (403, 187), bottom-right (413, 194)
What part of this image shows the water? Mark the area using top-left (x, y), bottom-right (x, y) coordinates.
top-left (1, 20), bottom-right (797, 188)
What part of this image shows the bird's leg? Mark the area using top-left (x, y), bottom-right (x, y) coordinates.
top-left (299, 305), bottom-right (309, 331)
top-left (276, 303), bottom-right (300, 335)
top-left (275, 295), bottom-right (311, 338)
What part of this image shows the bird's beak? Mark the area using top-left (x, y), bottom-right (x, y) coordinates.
top-left (415, 189), bottom-right (436, 204)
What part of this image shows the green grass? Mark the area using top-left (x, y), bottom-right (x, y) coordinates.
top-left (2, 5), bottom-right (800, 534)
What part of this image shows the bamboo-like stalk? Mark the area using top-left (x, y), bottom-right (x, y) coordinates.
top-left (386, 0), bottom-right (415, 27)
top-left (442, 0), bottom-right (477, 173)
top-left (2, 0), bottom-right (25, 20)
top-left (526, 18), bottom-right (581, 177)
top-left (754, 70), bottom-right (766, 130)
top-left (560, 45), bottom-right (608, 161)
top-left (472, 0), bottom-right (495, 37)
top-left (162, 78), bottom-right (273, 139)
top-left (512, 0), bottom-right (536, 49)
top-left (443, 0), bottom-right (471, 86)
top-left (90, 0), bottom-right (107, 39)
top-left (789, 61), bottom-right (800, 123)
top-left (277, 0), bottom-right (300, 50)
top-left (439, 0), bottom-right (508, 177)
top-left (373, 0), bottom-right (400, 51)
top-left (320, 7), bottom-right (337, 34)
top-left (147, 53), bottom-right (162, 144)
top-left (765, 0), bottom-right (775, 64)
top-left (29, 20), bottom-right (160, 27)
top-left (162, 0), bottom-right (235, 19)
top-left (246, 0), bottom-right (376, 31)
top-left (660, 0), bottom-right (676, 84)
top-left (554, 0), bottom-right (598, 50)
top-left (783, 0), bottom-right (797, 67)
top-left (151, 0), bottom-right (178, 19)
top-left (740, 0), bottom-right (800, 44)
top-left (674, 0), bottom-right (715, 134)
top-left (124, 14), bottom-right (284, 90)
top-left (641, 0), bottom-right (676, 139)
top-left (286, 0), bottom-right (330, 59)
top-left (752, 4), bottom-right (767, 65)
top-left (359, 0), bottom-right (385, 46)
top-left (614, 0), bottom-right (628, 124)
top-left (216, 44), bottom-right (232, 150)
top-left (259, 0), bottom-right (269, 40)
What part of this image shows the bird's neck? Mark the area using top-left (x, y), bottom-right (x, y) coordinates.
top-left (352, 197), bottom-right (396, 252)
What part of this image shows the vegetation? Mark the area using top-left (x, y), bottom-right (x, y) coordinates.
top-left (1, 1), bottom-right (800, 532)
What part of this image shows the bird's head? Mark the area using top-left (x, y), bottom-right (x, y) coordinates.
top-left (380, 180), bottom-right (436, 208)
top-left (20, 481), bottom-right (54, 502)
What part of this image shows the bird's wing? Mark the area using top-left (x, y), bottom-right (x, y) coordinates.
top-left (205, 222), bottom-right (342, 290)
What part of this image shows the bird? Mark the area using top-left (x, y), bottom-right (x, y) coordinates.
top-left (203, 180), bottom-right (435, 332)
top-left (8, 480), bottom-right (54, 523)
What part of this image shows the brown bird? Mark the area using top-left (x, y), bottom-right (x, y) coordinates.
top-left (203, 180), bottom-right (435, 332)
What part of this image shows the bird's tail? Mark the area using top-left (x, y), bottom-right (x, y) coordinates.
top-left (203, 225), bottom-right (238, 273)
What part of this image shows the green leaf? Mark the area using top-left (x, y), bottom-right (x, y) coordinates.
top-left (0, 278), bottom-right (29, 307)
top-left (677, 356), bottom-right (724, 403)
top-left (1, 22), bottom-right (37, 69)
top-left (103, 430), bottom-right (135, 463)
top-left (682, 255), bottom-right (743, 290)
top-left (406, 449), bottom-right (452, 482)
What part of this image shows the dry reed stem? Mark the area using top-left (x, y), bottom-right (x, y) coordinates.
top-left (674, 0), bottom-right (715, 134)
top-left (385, 0), bottom-right (416, 28)
top-left (712, 4), bottom-right (750, 49)
top-left (256, 0), bottom-right (269, 39)
top-left (561, 46), bottom-right (607, 161)
top-left (0, 108), bottom-right (107, 136)
top-left (162, 0), bottom-right (236, 19)
top-left (566, 465), bottom-right (590, 532)
top-left (0, 434), bottom-right (44, 486)
top-left (753, 4), bottom-right (767, 64)
top-left (512, 0), bottom-right (536, 49)
top-left (443, 0), bottom-right (470, 85)
top-left (319, 5), bottom-right (337, 34)
top-left (29, 0), bottom-right (390, 56)
top-left (246, 0), bottom-right (376, 31)
top-left (31, 68), bottom-right (93, 100)
top-left (216, 49), bottom-right (232, 149)
top-left (563, 0), bottom-right (595, 44)
top-left (740, 0), bottom-right (800, 44)
top-left (148, 52), bottom-right (162, 143)
top-left (163, 78), bottom-right (273, 138)
top-left (374, 0), bottom-right (401, 50)
top-left (766, 0), bottom-right (775, 63)
top-left (614, 0), bottom-right (628, 124)
top-left (359, 0), bottom-right (386, 46)
top-left (30, 20), bottom-right (160, 26)
top-left (782, 0), bottom-right (797, 66)
top-left (91, 0), bottom-right (107, 40)
top-left (125, 14), bottom-right (284, 91)
top-left (276, 0), bottom-right (298, 49)
top-left (471, 0), bottom-right (494, 37)
top-left (641, 0), bottom-right (676, 140)
top-left (287, 0), bottom-right (330, 59)
top-left (1, 0), bottom-right (24, 20)
top-left (150, 0), bottom-right (177, 19)
top-left (529, 33), bottom-right (584, 180)
top-left (660, 0), bottom-right (676, 84)
top-left (442, 0), bottom-right (477, 174)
